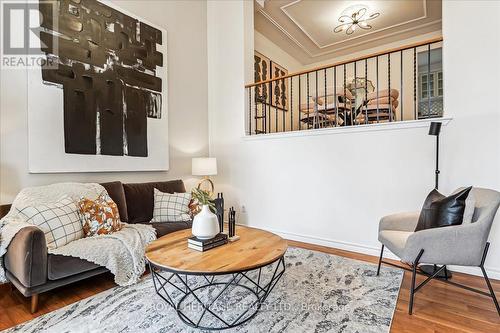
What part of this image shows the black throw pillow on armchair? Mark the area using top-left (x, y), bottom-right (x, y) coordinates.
top-left (415, 186), bottom-right (472, 231)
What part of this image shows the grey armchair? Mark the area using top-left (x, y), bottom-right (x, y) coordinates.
top-left (377, 187), bottom-right (500, 316)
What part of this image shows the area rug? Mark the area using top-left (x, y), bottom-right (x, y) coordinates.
top-left (4, 247), bottom-right (403, 333)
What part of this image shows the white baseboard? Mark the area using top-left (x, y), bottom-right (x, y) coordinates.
top-left (251, 225), bottom-right (500, 280)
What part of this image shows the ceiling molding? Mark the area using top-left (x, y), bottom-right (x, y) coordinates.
top-left (257, 8), bottom-right (315, 57)
top-left (280, 0), bottom-right (428, 49)
top-left (256, 0), bottom-right (441, 63)
top-left (308, 20), bottom-right (442, 58)
top-left (258, 7), bottom-right (441, 60)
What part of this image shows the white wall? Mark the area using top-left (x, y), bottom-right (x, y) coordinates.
top-left (254, 30), bottom-right (303, 74)
top-left (208, 0), bottom-right (500, 278)
top-left (0, 0), bottom-right (208, 203)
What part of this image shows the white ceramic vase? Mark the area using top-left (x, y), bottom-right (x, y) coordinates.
top-left (192, 204), bottom-right (219, 239)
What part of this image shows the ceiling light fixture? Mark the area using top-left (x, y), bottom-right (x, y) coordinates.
top-left (333, 5), bottom-right (380, 35)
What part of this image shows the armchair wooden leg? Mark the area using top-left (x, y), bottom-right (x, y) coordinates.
top-left (377, 245), bottom-right (384, 276)
top-left (31, 294), bottom-right (39, 314)
top-left (409, 249), bottom-right (424, 315)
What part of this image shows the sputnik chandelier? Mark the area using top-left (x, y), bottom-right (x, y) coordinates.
top-left (333, 5), bottom-right (380, 35)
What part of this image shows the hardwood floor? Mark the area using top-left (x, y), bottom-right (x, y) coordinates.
top-left (0, 241), bottom-right (499, 332)
top-left (289, 240), bottom-right (500, 333)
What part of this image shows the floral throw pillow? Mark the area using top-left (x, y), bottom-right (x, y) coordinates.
top-left (79, 192), bottom-right (122, 237)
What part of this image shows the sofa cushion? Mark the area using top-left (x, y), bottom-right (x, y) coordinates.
top-left (48, 254), bottom-right (100, 280)
top-left (378, 230), bottom-right (413, 259)
top-left (415, 187), bottom-right (472, 231)
top-left (17, 196), bottom-right (83, 249)
top-left (152, 189), bottom-right (192, 223)
top-left (123, 180), bottom-right (186, 224)
top-left (100, 181), bottom-right (128, 222)
top-left (79, 192), bottom-right (123, 237)
top-left (142, 220), bottom-right (192, 238)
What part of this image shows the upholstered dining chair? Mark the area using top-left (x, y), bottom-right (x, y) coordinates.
top-left (377, 187), bottom-right (500, 316)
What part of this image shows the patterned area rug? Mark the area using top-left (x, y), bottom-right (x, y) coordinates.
top-left (4, 247), bottom-right (403, 333)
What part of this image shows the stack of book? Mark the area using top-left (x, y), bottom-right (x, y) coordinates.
top-left (188, 233), bottom-right (228, 252)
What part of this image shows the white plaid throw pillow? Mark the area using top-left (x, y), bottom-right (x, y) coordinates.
top-left (18, 196), bottom-right (83, 249)
top-left (151, 189), bottom-right (191, 223)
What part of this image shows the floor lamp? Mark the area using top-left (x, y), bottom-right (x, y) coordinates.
top-left (420, 121), bottom-right (452, 279)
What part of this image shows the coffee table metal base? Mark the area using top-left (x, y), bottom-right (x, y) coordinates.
top-left (149, 256), bottom-right (285, 331)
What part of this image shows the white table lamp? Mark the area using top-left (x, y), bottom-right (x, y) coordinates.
top-left (192, 157), bottom-right (217, 193)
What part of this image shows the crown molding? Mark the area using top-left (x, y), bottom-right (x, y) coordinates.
top-left (258, 0), bottom-right (440, 61)
top-left (280, 0), bottom-right (428, 49)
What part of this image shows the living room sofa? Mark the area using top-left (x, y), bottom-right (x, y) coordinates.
top-left (0, 179), bottom-right (191, 313)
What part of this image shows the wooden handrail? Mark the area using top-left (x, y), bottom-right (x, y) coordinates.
top-left (245, 36), bottom-right (443, 88)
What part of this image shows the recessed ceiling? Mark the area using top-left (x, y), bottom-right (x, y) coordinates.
top-left (255, 0), bottom-right (442, 65)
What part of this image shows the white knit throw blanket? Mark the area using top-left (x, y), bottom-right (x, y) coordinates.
top-left (0, 183), bottom-right (156, 286)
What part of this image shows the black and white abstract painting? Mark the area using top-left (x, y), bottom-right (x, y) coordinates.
top-left (28, 0), bottom-right (168, 172)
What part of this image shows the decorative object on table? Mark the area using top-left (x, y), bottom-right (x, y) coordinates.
top-left (151, 189), bottom-right (191, 223)
top-left (377, 187), bottom-right (500, 316)
top-left (187, 233), bottom-right (228, 252)
top-left (191, 188), bottom-right (219, 240)
top-left (346, 77), bottom-right (375, 110)
top-left (28, 0), bottom-right (168, 173)
top-left (214, 193), bottom-right (224, 233)
top-left (228, 207), bottom-right (240, 242)
top-left (192, 157), bottom-right (217, 194)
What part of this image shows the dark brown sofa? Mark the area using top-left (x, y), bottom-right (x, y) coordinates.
top-left (0, 179), bottom-right (191, 313)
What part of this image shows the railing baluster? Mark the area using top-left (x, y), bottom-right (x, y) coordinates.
top-left (282, 78), bottom-right (285, 131)
top-left (354, 61), bottom-right (357, 125)
top-left (275, 106), bottom-right (278, 133)
top-left (290, 77), bottom-right (293, 131)
top-left (307, 73), bottom-right (310, 129)
top-left (388, 53), bottom-right (392, 122)
top-left (427, 43), bottom-right (431, 118)
top-left (324, 68), bottom-right (327, 127)
top-left (262, 86), bottom-right (269, 134)
top-left (344, 64), bottom-right (347, 126)
top-left (299, 75), bottom-right (302, 130)
top-left (376, 55), bottom-right (379, 123)
top-left (254, 86), bottom-right (258, 134)
top-left (400, 50), bottom-right (403, 122)
top-left (365, 59), bottom-right (368, 124)
top-left (267, 80), bottom-right (271, 133)
top-left (263, 83), bottom-right (266, 133)
top-left (315, 70), bottom-right (319, 128)
top-left (248, 86), bottom-right (252, 135)
top-left (334, 66), bottom-right (338, 127)
top-left (413, 47), bottom-right (417, 120)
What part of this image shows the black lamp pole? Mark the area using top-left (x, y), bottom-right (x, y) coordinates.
top-left (428, 121), bottom-right (442, 189)
top-left (421, 121), bottom-right (451, 279)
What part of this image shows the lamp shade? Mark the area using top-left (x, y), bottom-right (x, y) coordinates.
top-left (428, 122), bottom-right (442, 136)
top-left (192, 157), bottom-right (217, 176)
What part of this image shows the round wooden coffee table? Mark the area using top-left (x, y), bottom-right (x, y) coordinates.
top-left (145, 225), bottom-right (287, 330)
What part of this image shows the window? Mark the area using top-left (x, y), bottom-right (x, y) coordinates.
top-left (420, 71), bottom-right (443, 100)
